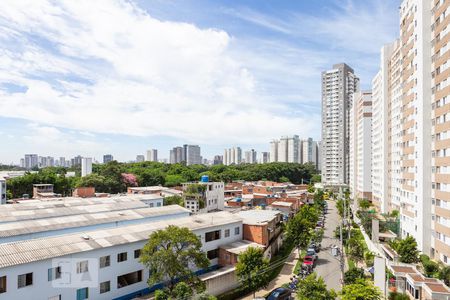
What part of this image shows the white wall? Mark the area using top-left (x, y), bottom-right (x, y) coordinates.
top-left (0, 221), bottom-right (243, 300)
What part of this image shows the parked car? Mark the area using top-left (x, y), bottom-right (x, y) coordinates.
top-left (309, 242), bottom-right (320, 252)
top-left (266, 287), bottom-right (292, 300)
top-left (306, 248), bottom-right (318, 260)
top-left (302, 255), bottom-right (315, 267)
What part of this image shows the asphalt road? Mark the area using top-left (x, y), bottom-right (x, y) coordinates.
top-left (315, 200), bottom-right (343, 292)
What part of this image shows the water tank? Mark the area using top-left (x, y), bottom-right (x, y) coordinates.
top-left (201, 175), bottom-right (209, 183)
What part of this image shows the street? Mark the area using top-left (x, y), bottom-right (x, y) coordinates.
top-left (239, 200), bottom-right (342, 299)
top-left (315, 200), bottom-right (342, 292)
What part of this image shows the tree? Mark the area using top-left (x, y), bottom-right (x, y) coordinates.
top-left (344, 268), bottom-right (365, 285)
top-left (235, 246), bottom-right (270, 297)
top-left (154, 289), bottom-right (169, 300)
top-left (438, 265), bottom-right (450, 286)
top-left (286, 205), bottom-right (319, 249)
top-left (164, 195), bottom-right (184, 206)
top-left (347, 237), bottom-right (365, 264)
top-left (340, 279), bottom-right (382, 300)
top-left (140, 225), bottom-right (209, 293)
top-left (279, 176), bottom-right (290, 183)
top-left (311, 228), bottom-right (325, 245)
top-left (194, 292), bottom-right (217, 300)
top-left (359, 199), bottom-right (372, 210)
top-left (296, 273), bottom-right (336, 300)
top-left (395, 236), bottom-right (419, 263)
top-left (173, 282), bottom-right (193, 300)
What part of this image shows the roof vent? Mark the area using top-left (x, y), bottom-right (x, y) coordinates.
top-left (81, 234), bottom-right (90, 240)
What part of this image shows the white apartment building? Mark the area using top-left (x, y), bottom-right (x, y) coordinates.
top-left (321, 63), bottom-right (360, 186)
top-left (277, 137), bottom-right (289, 162)
top-left (224, 147), bottom-right (242, 165)
top-left (0, 202), bottom-right (243, 300)
top-left (185, 145), bottom-right (201, 165)
top-left (260, 152), bottom-right (270, 164)
top-left (349, 91), bottom-right (372, 202)
top-left (244, 149), bottom-right (257, 164)
top-left (287, 136), bottom-right (300, 163)
top-left (301, 138), bottom-right (318, 168)
top-left (183, 181), bottom-right (225, 213)
top-left (270, 140), bottom-right (278, 162)
top-left (372, 43), bottom-right (399, 214)
top-left (24, 154), bottom-right (38, 169)
top-left (146, 149), bottom-right (158, 162)
top-left (81, 157), bottom-right (93, 177)
top-left (388, 40), bottom-right (402, 212)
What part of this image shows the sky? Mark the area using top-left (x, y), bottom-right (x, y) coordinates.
top-left (0, 0), bottom-right (400, 164)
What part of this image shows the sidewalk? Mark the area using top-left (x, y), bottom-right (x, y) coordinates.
top-left (239, 248), bottom-right (300, 299)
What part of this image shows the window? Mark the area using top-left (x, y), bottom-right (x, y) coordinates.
top-left (117, 252), bottom-right (128, 262)
top-left (205, 230), bottom-right (221, 242)
top-left (157, 202), bottom-right (162, 207)
top-left (48, 296), bottom-right (61, 300)
top-left (48, 266), bottom-right (61, 281)
top-left (76, 261), bottom-right (89, 274)
top-left (134, 249), bottom-right (141, 259)
top-left (100, 255), bottom-right (110, 268)
top-left (149, 203), bottom-right (154, 208)
top-left (76, 287), bottom-right (89, 300)
top-left (117, 270), bottom-right (142, 289)
top-left (224, 229), bottom-right (230, 238)
top-left (100, 281), bottom-right (110, 294)
top-left (207, 249), bottom-right (219, 260)
top-left (234, 226), bottom-right (240, 235)
top-left (18, 272), bottom-right (32, 288)
top-left (0, 276), bottom-right (6, 294)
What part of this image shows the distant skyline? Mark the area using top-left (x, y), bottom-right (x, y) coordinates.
top-left (0, 0), bottom-right (399, 164)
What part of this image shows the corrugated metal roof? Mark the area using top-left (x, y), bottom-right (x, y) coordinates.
top-left (0, 197), bottom-right (152, 223)
top-left (0, 205), bottom-right (191, 238)
top-left (0, 211), bottom-right (242, 268)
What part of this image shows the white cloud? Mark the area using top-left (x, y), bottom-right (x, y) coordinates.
top-left (0, 0), bottom-right (317, 145)
top-left (23, 123), bottom-right (106, 157)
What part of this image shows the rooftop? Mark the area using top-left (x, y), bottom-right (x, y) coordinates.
top-left (0, 211), bottom-right (242, 268)
top-left (237, 210), bottom-right (281, 225)
top-left (220, 240), bottom-right (264, 255)
top-left (0, 197), bottom-right (149, 223)
top-left (271, 201), bottom-right (293, 207)
top-left (0, 205), bottom-right (190, 238)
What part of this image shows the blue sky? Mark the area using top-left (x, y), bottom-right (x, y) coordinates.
top-left (0, 0), bottom-right (400, 164)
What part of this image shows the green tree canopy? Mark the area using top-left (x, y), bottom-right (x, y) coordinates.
top-left (286, 205), bottom-right (319, 248)
top-left (140, 225), bottom-right (209, 293)
top-left (391, 236), bottom-right (419, 263)
top-left (296, 273), bottom-right (336, 300)
top-left (347, 237), bottom-right (365, 264)
top-left (340, 279), bottom-right (382, 300)
top-left (344, 268), bottom-right (365, 285)
top-left (388, 291), bottom-right (410, 300)
top-left (235, 246), bottom-right (270, 297)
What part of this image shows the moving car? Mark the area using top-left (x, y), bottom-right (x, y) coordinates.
top-left (266, 287), bottom-right (292, 300)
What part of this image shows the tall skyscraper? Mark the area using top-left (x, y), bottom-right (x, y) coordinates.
top-left (224, 147), bottom-right (242, 165)
top-left (244, 149), bottom-right (257, 164)
top-left (301, 138), bottom-right (318, 168)
top-left (269, 140), bottom-right (278, 162)
top-left (146, 149), bottom-right (158, 162)
top-left (277, 137), bottom-right (289, 162)
top-left (348, 91), bottom-right (372, 203)
top-left (103, 154), bottom-right (113, 164)
top-left (185, 145), bottom-right (201, 165)
top-left (136, 155), bottom-right (145, 162)
top-left (321, 63), bottom-right (359, 185)
top-left (213, 155), bottom-right (223, 165)
top-left (59, 157), bottom-right (66, 168)
top-left (81, 157), bottom-right (92, 177)
top-left (24, 154), bottom-right (38, 169)
top-left (260, 152), bottom-right (270, 164)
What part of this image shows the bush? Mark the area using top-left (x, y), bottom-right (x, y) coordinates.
top-left (344, 268), bottom-right (365, 285)
top-left (423, 260), bottom-right (439, 277)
